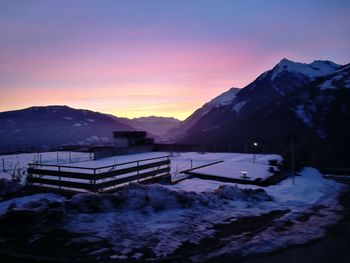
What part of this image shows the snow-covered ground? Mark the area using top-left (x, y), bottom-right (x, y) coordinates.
top-left (191, 161), bottom-right (275, 181)
top-left (0, 151), bottom-right (93, 181)
top-left (0, 166), bottom-right (346, 261)
top-left (169, 152), bottom-right (280, 182)
top-left (0, 151), bottom-right (280, 183)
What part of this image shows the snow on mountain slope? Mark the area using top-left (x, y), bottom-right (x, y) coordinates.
top-left (191, 87), bottom-right (240, 119)
top-left (319, 64), bottom-right (350, 90)
top-left (271, 58), bottom-right (340, 81)
top-left (164, 88), bottom-right (240, 140)
top-left (289, 63), bottom-right (350, 137)
top-left (176, 59), bottom-right (343, 144)
top-left (0, 106), bottom-right (134, 153)
top-left (206, 87), bottom-right (240, 107)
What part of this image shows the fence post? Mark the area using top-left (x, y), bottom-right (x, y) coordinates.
top-left (137, 161), bottom-right (140, 182)
top-left (2, 158), bottom-right (5, 172)
top-left (69, 152), bottom-right (72, 163)
top-left (58, 166), bottom-right (61, 190)
top-left (190, 159), bottom-right (193, 169)
top-left (93, 169), bottom-right (97, 192)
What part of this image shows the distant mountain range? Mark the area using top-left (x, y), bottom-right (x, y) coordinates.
top-left (170, 58), bottom-right (350, 165)
top-left (0, 106), bottom-right (179, 153)
top-left (1, 58), bottom-right (349, 165)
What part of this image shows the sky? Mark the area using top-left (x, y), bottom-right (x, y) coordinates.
top-left (0, 0), bottom-right (349, 120)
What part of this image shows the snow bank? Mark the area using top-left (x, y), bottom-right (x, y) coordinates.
top-left (67, 183), bottom-right (271, 213)
top-left (0, 193), bottom-right (65, 216)
top-left (0, 167), bottom-right (345, 261)
top-left (0, 178), bottom-right (23, 196)
top-left (190, 168), bottom-right (346, 261)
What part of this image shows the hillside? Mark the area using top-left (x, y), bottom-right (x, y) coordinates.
top-left (0, 106), bottom-right (134, 153)
top-left (176, 59), bottom-right (349, 164)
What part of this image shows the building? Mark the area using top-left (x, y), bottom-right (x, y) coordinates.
top-left (109, 131), bottom-right (154, 157)
top-left (113, 131), bottom-right (154, 147)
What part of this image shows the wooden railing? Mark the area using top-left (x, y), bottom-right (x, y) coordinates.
top-left (27, 155), bottom-right (171, 192)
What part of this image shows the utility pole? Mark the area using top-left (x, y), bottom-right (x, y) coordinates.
top-left (290, 133), bottom-right (296, 185)
top-left (252, 142), bottom-right (258, 164)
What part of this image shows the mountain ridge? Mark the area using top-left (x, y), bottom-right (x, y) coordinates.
top-left (167, 58), bottom-right (343, 142)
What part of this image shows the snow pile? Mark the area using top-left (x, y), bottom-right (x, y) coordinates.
top-left (67, 183), bottom-right (271, 213)
top-left (214, 185), bottom-right (272, 202)
top-left (198, 168), bottom-right (345, 260)
top-left (0, 167), bottom-right (346, 261)
top-left (0, 178), bottom-right (23, 196)
top-left (62, 168), bottom-right (344, 260)
top-left (0, 193), bottom-right (65, 216)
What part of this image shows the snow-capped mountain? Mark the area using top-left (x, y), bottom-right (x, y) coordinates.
top-left (176, 59), bottom-right (349, 164)
top-left (165, 87), bottom-right (240, 140)
top-left (227, 58), bottom-right (341, 119)
top-left (270, 58), bottom-right (340, 81)
top-left (0, 106), bottom-right (134, 153)
top-left (172, 59), bottom-right (342, 142)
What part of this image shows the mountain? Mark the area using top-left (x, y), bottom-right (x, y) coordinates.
top-left (176, 59), bottom-right (349, 164)
top-left (165, 87), bottom-right (240, 140)
top-left (0, 106), bottom-right (134, 153)
top-left (167, 59), bottom-right (341, 141)
top-left (116, 116), bottom-right (180, 138)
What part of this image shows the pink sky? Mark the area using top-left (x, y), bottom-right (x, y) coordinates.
top-left (0, 0), bottom-right (349, 120)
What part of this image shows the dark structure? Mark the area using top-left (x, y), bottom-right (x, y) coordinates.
top-left (57, 131), bottom-right (155, 160)
top-left (113, 131), bottom-right (154, 147)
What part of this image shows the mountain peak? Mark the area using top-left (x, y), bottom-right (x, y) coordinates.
top-left (27, 105), bottom-right (72, 111)
top-left (278, 58), bottom-right (295, 65)
top-left (271, 58), bottom-right (341, 81)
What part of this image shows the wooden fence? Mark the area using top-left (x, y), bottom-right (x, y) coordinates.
top-left (27, 155), bottom-right (171, 192)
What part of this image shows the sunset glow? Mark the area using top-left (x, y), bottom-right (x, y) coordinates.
top-left (1, 0), bottom-right (349, 120)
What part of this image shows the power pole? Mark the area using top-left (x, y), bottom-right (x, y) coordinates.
top-left (252, 142), bottom-right (258, 164)
top-left (290, 134), bottom-right (296, 185)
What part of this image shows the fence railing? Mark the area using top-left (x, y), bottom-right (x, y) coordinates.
top-left (27, 155), bottom-right (171, 192)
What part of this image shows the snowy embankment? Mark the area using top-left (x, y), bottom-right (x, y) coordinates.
top-left (0, 167), bottom-right (346, 262)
